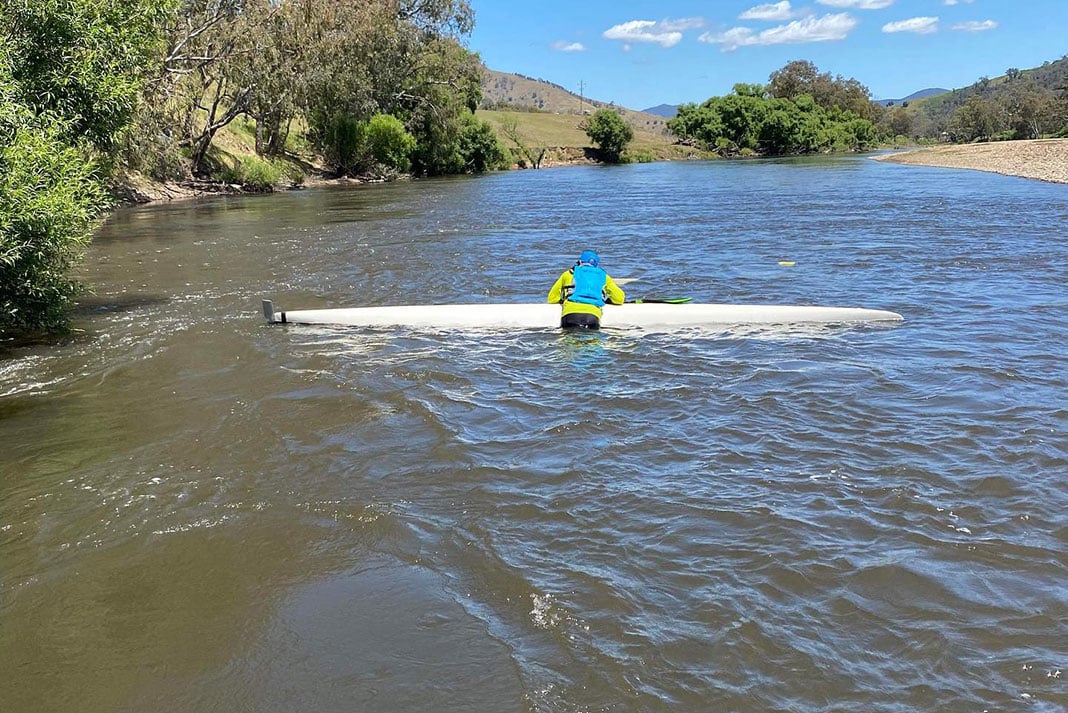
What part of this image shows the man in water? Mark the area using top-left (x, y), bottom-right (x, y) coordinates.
top-left (547, 250), bottom-right (625, 329)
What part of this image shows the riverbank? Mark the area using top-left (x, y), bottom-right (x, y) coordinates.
top-left (873, 138), bottom-right (1068, 184)
top-left (109, 168), bottom-right (392, 206)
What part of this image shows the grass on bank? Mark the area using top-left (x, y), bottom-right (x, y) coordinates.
top-left (476, 109), bottom-right (711, 163)
top-left (209, 117), bottom-right (312, 189)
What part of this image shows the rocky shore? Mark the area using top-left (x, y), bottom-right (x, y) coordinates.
top-left (873, 138), bottom-right (1068, 184)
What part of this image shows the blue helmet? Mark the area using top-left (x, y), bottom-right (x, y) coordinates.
top-left (577, 250), bottom-right (600, 267)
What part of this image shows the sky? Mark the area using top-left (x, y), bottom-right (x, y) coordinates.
top-left (467, 0), bottom-right (1068, 109)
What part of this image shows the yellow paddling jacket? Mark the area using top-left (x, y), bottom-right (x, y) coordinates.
top-left (547, 267), bottom-right (625, 317)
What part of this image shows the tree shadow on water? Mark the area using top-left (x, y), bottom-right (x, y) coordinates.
top-left (71, 293), bottom-right (171, 317)
top-left (0, 294), bottom-right (172, 357)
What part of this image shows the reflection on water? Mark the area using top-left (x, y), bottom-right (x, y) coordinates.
top-left (2, 158), bottom-right (1067, 713)
top-left (555, 329), bottom-right (615, 371)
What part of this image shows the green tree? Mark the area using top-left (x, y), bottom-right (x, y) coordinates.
top-left (886, 106), bottom-right (913, 138)
top-left (1, 0), bottom-right (172, 335)
top-left (457, 114), bottom-right (507, 173)
top-left (950, 95), bottom-right (1006, 141)
top-left (715, 88), bottom-right (771, 151)
top-left (400, 37), bottom-right (484, 176)
top-left (365, 114), bottom-right (417, 172)
top-left (500, 117), bottom-right (545, 168)
top-left (288, 0), bottom-right (479, 177)
top-left (0, 104), bottom-right (105, 334)
top-left (668, 85), bottom-right (877, 156)
top-left (768, 59), bottom-right (877, 121)
top-left (151, 0), bottom-right (280, 175)
top-left (2, 0), bottom-right (174, 151)
top-left (584, 109), bottom-right (634, 163)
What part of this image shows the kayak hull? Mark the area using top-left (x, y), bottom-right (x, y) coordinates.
top-left (263, 300), bottom-right (903, 331)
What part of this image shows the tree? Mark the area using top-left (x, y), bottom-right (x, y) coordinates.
top-left (767, 60), bottom-right (820, 101)
top-left (1003, 81), bottom-right (1061, 139)
top-left (457, 114), bottom-right (507, 173)
top-left (886, 106), bottom-right (912, 138)
top-left (950, 95), bottom-right (1006, 141)
top-left (584, 109), bottom-right (633, 162)
top-left (667, 85), bottom-right (877, 156)
top-left (1, 0), bottom-right (171, 334)
top-left (2, 0), bottom-right (174, 151)
top-left (768, 59), bottom-right (877, 121)
top-left (398, 37), bottom-right (485, 176)
top-left (0, 99), bottom-right (105, 334)
top-left (147, 0), bottom-right (280, 176)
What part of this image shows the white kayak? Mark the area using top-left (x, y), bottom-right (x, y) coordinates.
top-left (262, 300), bottom-right (903, 331)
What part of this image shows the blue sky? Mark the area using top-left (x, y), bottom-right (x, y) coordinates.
top-left (467, 0), bottom-right (1068, 109)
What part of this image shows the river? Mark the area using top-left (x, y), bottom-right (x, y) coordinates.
top-left (2, 157), bottom-right (1066, 712)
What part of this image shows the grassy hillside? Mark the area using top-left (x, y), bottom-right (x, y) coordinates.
top-left (481, 68), bottom-right (672, 134)
top-left (898, 55), bottom-right (1068, 137)
top-left (476, 109), bottom-right (709, 164)
top-left (477, 69), bottom-right (711, 163)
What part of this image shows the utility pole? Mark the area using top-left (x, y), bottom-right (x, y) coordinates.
top-left (578, 80), bottom-right (585, 114)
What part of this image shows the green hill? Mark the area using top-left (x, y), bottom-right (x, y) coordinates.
top-left (478, 68), bottom-right (707, 163)
top-left (480, 68), bottom-right (672, 133)
top-left (475, 109), bottom-right (706, 165)
top-left (896, 55), bottom-right (1068, 139)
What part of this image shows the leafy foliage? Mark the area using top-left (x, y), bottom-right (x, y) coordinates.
top-left (584, 109), bottom-right (634, 163)
top-left (457, 113), bottom-right (508, 172)
top-left (0, 116), bottom-right (104, 333)
top-left (218, 156), bottom-right (286, 191)
top-left (124, 0), bottom-right (488, 178)
top-left (365, 114), bottom-right (417, 173)
top-left (669, 80), bottom-right (877, 156)
top-left (768, 60), bottom-right (877, 122)
top-left (2, 0), bottom-right (175, 152)
top-left (0, 0), bottom-right (170, 335)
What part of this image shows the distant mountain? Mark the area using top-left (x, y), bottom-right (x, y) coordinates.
top-left (642, 104), bottom-right (678, 118)
top-left (479, 68), bottom-right (672, 132)
top-left (876, 88), bottom-right (950, 107)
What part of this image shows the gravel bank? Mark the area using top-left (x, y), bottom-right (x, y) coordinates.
top-left (873, 138), bottom-right (1068, 184)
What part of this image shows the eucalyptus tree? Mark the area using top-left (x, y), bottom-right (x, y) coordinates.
top-left (768, 59), bottom-right (878, 122)
top-left (127, 0), bottom-right (282, 176)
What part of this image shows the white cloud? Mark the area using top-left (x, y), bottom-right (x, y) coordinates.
top-left (740, 1), bottom-right (795, 21)
top-left (882, 16), bottom-right (939, 33)
top-left (551, 40), bottom-right (587, 52)
top-left (699, 13), bottom-right (858, 52)
top-left (952, 19), bottom-right (998, 31)
top-left (658, 17), bottom-right (707, 32)
top-left (817, 0), bottom-right (894, 8)
top-left (602, 17), bottom-right (705, 48)
top-left (943, 1), bottom-right (975, 5)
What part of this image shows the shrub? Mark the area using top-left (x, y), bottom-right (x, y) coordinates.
top-left (311, 112), bottom-right (365, 176)
top-left (219, 156), bottom-right (284, 191)
top-left (626, 150), bottom-right (656, 163)
top-left (365, 114), bottom-right (416, 172)
top-left (0, 115), bottom-right (104, 334)
top-left (458, 114), bottom-right (507, 172)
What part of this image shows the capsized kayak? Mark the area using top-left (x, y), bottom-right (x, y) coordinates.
top-left (262, 300), bottom-right (903, 331)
